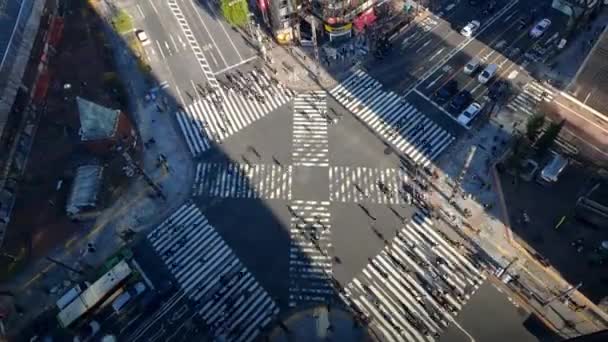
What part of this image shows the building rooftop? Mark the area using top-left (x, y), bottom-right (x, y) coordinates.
top-left (77, 97), bottom-right (120, 142)
top-left (66, 164), bottom-right (103, 217)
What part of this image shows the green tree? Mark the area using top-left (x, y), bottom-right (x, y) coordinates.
top-left (221, 0), bottom-right (250, 28)
top-left (535, 120), bottom-right (565, 155)
top-left (525, 113), bottom-right (545, 142)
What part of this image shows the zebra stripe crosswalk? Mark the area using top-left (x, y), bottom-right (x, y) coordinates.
top-left (193, 162), bottom-right (292, 200)
top-left (506, 81), bottom-right (555, 117)
top-left (342, 212), bottom-right (486, 342)
top-left (147, 204), bottom-right (279, 342)
top-left (176, 69), bottom-right (294, 156)
top-left (293, 91), bottom-right (330, 167)
top-left (288, 200), bottom-right (334, 307)
top-left (329, 166), bottom-right (409, 204)
top-left (330, 69), bottom-right (455, 168)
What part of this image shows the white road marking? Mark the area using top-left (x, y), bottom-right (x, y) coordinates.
top-left (425, 74), bottom-right (444, 90)
top-left (170, 34), bottom-right (179, 51)
top-left (213, 56), bottom-right (258, 75)
top-left (428, 47), bottom-right (445, 62)
top-left (136, 4), bottom-right (145, 18)
top-left (187, 0), bottom-right (229, 68)
top-left (156, 40), bottom-right (166, 60)
top-left (147, 0), bottom-right (159, 15)
top-left (415, 40), bottom-right (431, 53)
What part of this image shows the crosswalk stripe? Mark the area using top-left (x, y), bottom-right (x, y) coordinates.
top-left (292, 92), bottom-right (330, 167)
top-left (330, 70), bottom-right (454, 168)
top-left (174, 70), bottom-right (294, 156)
top-left (343, 211), bottom-right (487, 341)
top-left (329, 166), bottom-right (408, 204)
top-left (288, 200), bottom-right (333, 307)
top-left (193, 162), bottom-right (292, 200)
top-left (146, 203), bottom-right (278, 340)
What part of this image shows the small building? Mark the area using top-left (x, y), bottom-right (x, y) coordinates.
top-left (77, 97), bottom-right (136, 155)
top-left (66, 164), bottom-right (104, 218)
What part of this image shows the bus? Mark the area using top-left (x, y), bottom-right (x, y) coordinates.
top-left (57, 260), bottom-right (132, 328)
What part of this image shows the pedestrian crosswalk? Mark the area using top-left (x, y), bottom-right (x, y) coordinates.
top-left (193, 162), bottom-right (292, 200)
top-left (175, 69), bottom-right (294, 156)
top-left (330, 69), bottom-right (455, 168)
top-left (288, 200), bottom-right (334, 307)
top-left (506, 81), bottom-right (556, 116)
top-left (147, 203), bottom-right (279, 342)
top-left (341, 212), bottom-right (486, 342)
top-left (292, 91), bottom-right (330, 167)
top-left (329, 166), bottom-right (409, 204)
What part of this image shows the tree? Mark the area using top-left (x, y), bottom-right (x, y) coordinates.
top-left (221, 0), bottom-right (250, 28)
top-left (525, 113), bottom-right (545, 142)
top-left (535, 120), bottom-right (565, 155)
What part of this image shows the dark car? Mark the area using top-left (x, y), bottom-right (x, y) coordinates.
top-left (488, 80), bottom-right (510, 101)
top-left (449, 90), bottom-right (472, 113)
top-left (435, 80), bottom-right (458, 103)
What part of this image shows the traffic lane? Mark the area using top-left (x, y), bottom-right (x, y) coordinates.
top-left (124, 295), bottom-right (194, 342)
top-left (419, 1), bottom-right (518, 95)
top-left (138, 0), bottom-right (207, 105)
top-left (190, 0), bottom-right (257, 70)
top-left (172, 0), bottom-right (227, 71)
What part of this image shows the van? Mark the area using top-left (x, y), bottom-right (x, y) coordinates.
top-left (112, 282), bottom-right (146, 313)
top-left (464, 58), bottom-right (481, 75)
top-left (478, 63), bottom-right (498, 84)
top-left (537, 152), bottom-right (568, 184)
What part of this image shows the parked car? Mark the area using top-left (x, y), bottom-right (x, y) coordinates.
top-left (488, 80), bottom-right (510, 101)
top-left (463, 57), bottom-right (481, 75)
top-left (73, 321), bottom-right (100, 342)
top-left (449, 90), bottom-right (472, 113)
top-left (530, 19), bottom-right (551, 38)
top-left (136, 29), bottom-right (151, 46)
top-left (435, 80), bottom-right (458, 103)
top-left (460, 20), bottom-right (481, 38)
top-left (477, 63), bottom-right (498, 84)
top-left (457, 102), bottom-right (483, 127)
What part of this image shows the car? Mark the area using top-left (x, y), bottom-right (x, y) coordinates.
top-left (488, 80), bottom-right (510, 101)
top-left (463, 58), bottom-right (481, 75)
top-left (136, 29), bottom-right (151, 46)
top-left (73, 321), bottom-right (100, 342)
top-left (457, 102), bottom-right (483, 127)
top-left (449, 90), bottom-right (472, 113)
top-left (530, 19), bottom-right (551, 38)
top-left (460, 20), bottom-right (480, 38)
top-left (435, 80), bottom-right (458, 103)
top-left (517, 15), bottom-right (532, 30)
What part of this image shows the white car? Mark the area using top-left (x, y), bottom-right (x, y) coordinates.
top-left (530, 19), bottom-right (551, 38)
top-left (460, 20), bottom-right (480, 38)
top-left (136, 29), bottom-right (151, 46)
top-left (457, 102), bottom-right (483, 127)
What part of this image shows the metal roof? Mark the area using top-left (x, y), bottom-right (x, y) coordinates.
top-left (66, 164), bottom-right (103, 216)
top-left (77, 97), bottom-right (120, 141)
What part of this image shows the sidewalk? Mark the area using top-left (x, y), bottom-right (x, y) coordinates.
top-left (2, 0), bottom-right (194, 338)
top-left (425, 108), bottom-right (608, 337)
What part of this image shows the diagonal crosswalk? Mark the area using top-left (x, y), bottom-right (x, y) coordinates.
top-left (341, 212), bottom-right (486, 342)
top-left (288, 200), bottom-right (334, 307)
top-left (292, 91), bottom-right (330, 167)
top-left (330, 69), bottom-right (455, 168)
top-left (329, 166), bottom-right (409, 204)
top-left (175, 69), bottom-right (294, 157)
top-left (193, 162), bottom-right (292, 200)
top-left (147, 203), bottom-right (279, 342)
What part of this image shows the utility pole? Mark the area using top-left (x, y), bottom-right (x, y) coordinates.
top-left (46, 256), bottom-right (84, 275)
